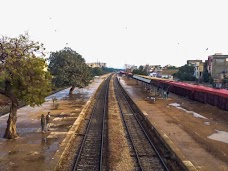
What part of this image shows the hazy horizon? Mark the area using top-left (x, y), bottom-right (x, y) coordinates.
top-left (2, 0), bottom-right (228, 68)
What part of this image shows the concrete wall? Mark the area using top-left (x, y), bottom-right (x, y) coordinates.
top-left (211, 56), bottom-right (228, 79)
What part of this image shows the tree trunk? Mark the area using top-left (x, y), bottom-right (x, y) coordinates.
top-left (4, 98), bottom-right (18, 139)
top-left (69, 85), bottom-right (76, 95)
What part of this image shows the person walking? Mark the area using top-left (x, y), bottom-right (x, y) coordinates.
top-left (41, 114), bottom-right (46, 133)
top-left (46, 112), bottom-right (51, 131)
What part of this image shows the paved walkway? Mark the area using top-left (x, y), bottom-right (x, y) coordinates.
top-left (0, 77), bottom-right (104, 171)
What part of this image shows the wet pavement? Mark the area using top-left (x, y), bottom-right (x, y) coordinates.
top-left (0, 77), bottom-right (105, 171)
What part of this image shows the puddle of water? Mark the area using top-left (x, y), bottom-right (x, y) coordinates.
top-left (207, 130), bottom-right (228, 144)
top-left (52, 117), bottom-right (62, 121)
top-left (44, 141), bottom-right (59, 159)
top-left (45, 85), bottom-right (95, 102)
top-left (169, 103), bottom-right (208, 119)
top-left (169, 103), bottom-right (180, 107)
top-left (0, 151), bottom-right (9, 157)
top-left (42, 137), bottom-right (58, 146)
top-left (27, 139), bottom-right (42, 144)
top-left (204, 122), bottom-right (210, 125)
top-left (191, 112), bottom-right (208, 119)
top-left (45, 88), bottom-right (71, 101)
top-left (17, 128), bottom-right (38, 134)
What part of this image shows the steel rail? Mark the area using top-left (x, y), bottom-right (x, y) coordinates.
top-left (114, 79), bottom-right (143, 170)
top-left (99, 76), bottom-right (109, 170)
top-left (72, 75), bottom-right (111, 171)
top-left (115, 76), bottom-right (169, 171)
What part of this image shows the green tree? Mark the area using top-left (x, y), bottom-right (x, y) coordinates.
top-left (173, 64), bottom-right (196, 81)
top-left (0, 33), bottom-right (52, 139)
top-left (139, 65), bottom-right (144, 71)
top-left (167, 66), bottom-right (178, 69)
top-left (132, 65), bottom-right (147, 75)
top-left (202, 62), bottom-right (213, 83)
top-left (48, 47), bottom-right (92, 95)
top-left (203, 69), bottom-right (211, 83)
top-left (91, 67), bottom-right (104, 76)
top-left (102, 66), bottom-right (116, 73)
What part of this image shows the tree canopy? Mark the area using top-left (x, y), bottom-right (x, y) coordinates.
top-left (48, 47), bottom-right (92, 94)
top-left (202, 63), bottom-right (213, 84)
top-left (91, 67), bottom-right (104, 76)
top-left (173, 64), bottom-right (196, 81)
top-left (132, 65), bottom-right (148, 75)
top-left (167, 66), bottom-right (178, 69)
top-left (0, 33), bottom-right (52, 139)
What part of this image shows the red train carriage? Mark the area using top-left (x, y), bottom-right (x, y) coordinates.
top-left (133, 75), bottom-right (228, 111)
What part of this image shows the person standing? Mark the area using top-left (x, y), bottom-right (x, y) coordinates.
top-left (163, 91), bottom-right (166, 99)
top-left (46, 112), bottom-right (51, 131)
top-left (167, 91), bottom-right (169, 98)
top-left (41, 114), bottom-right (46, 133)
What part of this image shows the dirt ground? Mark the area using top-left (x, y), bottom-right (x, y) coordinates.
top-left (120, 76), bottom-right (228, 171)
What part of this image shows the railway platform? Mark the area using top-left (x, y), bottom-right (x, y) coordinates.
top-left (0, 74), bottom-right (227, 171)
top-left (119, 76), bottom-right (228, 171)
top-left (0, 76), bottom-right (106, 171)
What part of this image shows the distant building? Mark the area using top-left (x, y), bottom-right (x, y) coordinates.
top-left (87, 62), bottom-right (106, 68)
top-left (186, 59), bottom-right (204, 80)
top-left (161, 69), bottom-right (178, 80)
top-left (194, 61), bottom-right (204, 80)
top-left (149, 65), bottom-right (162, 77)
top-left (187, 60), bottom-right (202, 66)
top-left (163, 64), bottom-right (177, 69)
top-left (149, 72), bottom-right (157, 77)
top-left (207, 53), bottom-right (228, 79)
top-left (150, 65), bottom-right (162, 70)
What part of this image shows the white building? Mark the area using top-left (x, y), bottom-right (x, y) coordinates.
top-left (87, 62), bottom-right (106, 68)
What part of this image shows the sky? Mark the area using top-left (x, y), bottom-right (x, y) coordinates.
top-left (1, 0), bottom-right (228, 69)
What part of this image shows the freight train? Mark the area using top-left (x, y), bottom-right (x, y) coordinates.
top-left (132, 75), bottom-right (228, 111)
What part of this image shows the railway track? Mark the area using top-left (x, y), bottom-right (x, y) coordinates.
top-left (114, 76), bottom-right (183, 171)
top-left (72, 75), bottom-right (111, 171)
